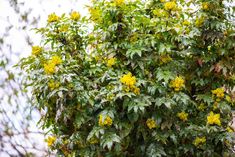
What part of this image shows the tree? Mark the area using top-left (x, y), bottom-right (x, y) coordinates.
top-left (0, 0), bottom-right (45, 156)
top-left (19, 0), bottom-right (235, 156)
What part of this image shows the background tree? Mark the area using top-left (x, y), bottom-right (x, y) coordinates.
top-left (0, 0), bottom-right (46, 156)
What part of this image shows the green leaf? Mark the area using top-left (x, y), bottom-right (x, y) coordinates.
top-left (155, 97), bottom-right (175, 109)
top-left (119, 122), bottom-right (132, 138)
top-left (87, 127), bottom-right (105, 141)
top-left (196, 94), bottom-right (213, 105)
top-left (173, 93), bottom-right (191, 105)
top-left (147, 143), bottom-right (166, 157)
top-left (156, 69), bottom-right (174, 83)
top-left (74, 113), bottom-right (85, 129)
top-left (101, 133), bottom-right (121, 150)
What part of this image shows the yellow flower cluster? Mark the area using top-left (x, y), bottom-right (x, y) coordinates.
top-left (45, 136), bottom-right (56, 147)
top-left (98, 115), bottom-right (113, 127)
top-left (123, 86), bottom-right (140, 95)
top-left (120, 72), bottom-right (136, 87)
top-left (170, 76), bottom-right (185, 91)
top-left (47, 13), bottom-right (60, 23)
top-left (207, 111), bottom-right (221, 126)
top-left (31, 46), bottom-right (42, 56)
top-left (182, 20), bottom-right (190, 26)
top-left (164, 1), bottom-right (177, 11)
top-left (177, 111), bottom-right (188, 122)
top-left (48, 80), bottom-right (60, 90)
top-left (159, 54), bottom-right (172, 64)
top-left (114, 0), bottom-right (124, 6)
top-left (202, 2), bottom-right (209, 10)
top-left (195, 17), bottom-right (205, 27)
top-left (212, 87), bottom-right (225, 102)
top-left (89, 8), bottom-right (102, 23)
top-left (193, 137), bottom-right (206, 147)
top-left (59, 25), bottom-right (69, 32)
top-left (153, 9), bottom-right (168, 17)
top-left (132, 86), bottom-right (140, 95)
top-left (44, 63), bottom-right (56, 74)
top-left (120, 72), bottom-right (140, 95)
top-left (51, 56), bottom-right (62, 65)
top-left (70, 11), bottom-right (81, 21)
top-left (106, 57), bottom-right (116, 67)
top-left (146, 118), bottom-right (156, 129)
top-left (44, 56), bottom-right (62, 75)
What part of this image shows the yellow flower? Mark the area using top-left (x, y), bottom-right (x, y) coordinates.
top-left (45, 136), bottom-right (56, 147)
top-left (153, 9), bottom-right (168, 17)
top-left (120, 72), bottom-right (137, 87)
top-left (114, 0), bottom-right (124, 6)
top-left (226, 127), bottom-right (234, 133)
top-left (170, 76), bottom-right (185, 91)
top-left (182, 20), bottom-right (190, 26)
top-left (146, 118), bottom-right (156, 129)
top-left (106, 57), bottom-right (116, 67)
top-left (51, 56), bottom-right (62, 65)
top-left (195, 17), bottom-right (205, 27)
top-left (207, 111), bottom-right (221, 126)
top-left (44, 63), bottom-right (56, 74)
top-left (202, 2), bottom-right (209, 10)
top-left (160, 55), bottom-right (172, 64)
top-left (160, 0), bottom-right (165, 2)
top-left (89, 8), bottom-right (102, 23)
top-left (47, 13), bottom-right (59, 23)
top-left (99, 115), bottom-right (113, 127)
top-left (177, 112), bottom-right (188, 122)
top-left (59, 25), bottom-right (69, 32)
top-left (212, 87), bottom-right (225, 101)
top-left (31, 46), bottom-right (42, 56)
top-left (193, 137), bottom-right (206, 147)
top-left (70, 11), bottom-right (81, 21)
top-left (164, 1), bottom-right (177, 11)
top-left (48, 80), bottom-right (60, 90)
top-left (43, 55), bottom-right (62, 74)
top-left (104, 116), bottom-right (113, 126)
top-left (132, 86), bottom-right (140, 95)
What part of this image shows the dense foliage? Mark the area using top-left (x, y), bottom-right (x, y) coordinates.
top-left (19, 0), bottom-right (235, 156)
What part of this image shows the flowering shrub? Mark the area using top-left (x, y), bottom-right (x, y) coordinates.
top-left (19, 0), bottom-right (235, 156)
